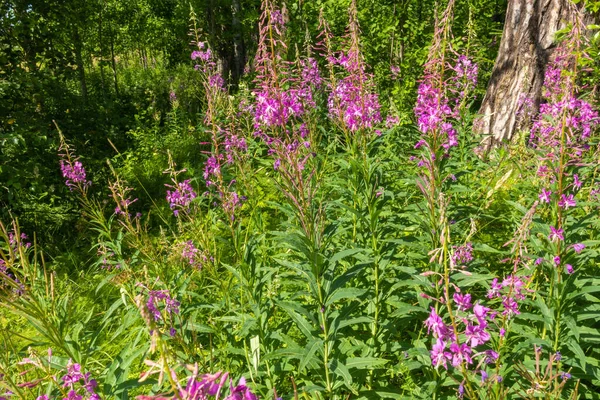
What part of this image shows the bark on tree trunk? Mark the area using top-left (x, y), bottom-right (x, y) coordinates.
top-left (231, 0), bottom-right (245, 86)
top-left (73, 25), bottom-right (88, 104)
top-left (476, 0), bottom-right (574, 147)
top-left (110, 23), bottom-right (120, 98)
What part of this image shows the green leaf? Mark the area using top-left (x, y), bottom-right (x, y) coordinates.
top-left (299, 338), bottom-right (323, 373)
top-left (278, 302), bottom-right (317, 341)
top-left (331, 360), bottom-right (356, 394)
top-left (345, 357), bottom-right (388, 370)
top-left (326, 287), bottom-right (367, 306)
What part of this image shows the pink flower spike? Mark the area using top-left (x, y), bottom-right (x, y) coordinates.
top-left (572, 243), bottom-right (585, 253)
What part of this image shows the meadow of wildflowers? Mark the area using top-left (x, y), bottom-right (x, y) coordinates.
top-left (1, 1), bottom-right (600, 399)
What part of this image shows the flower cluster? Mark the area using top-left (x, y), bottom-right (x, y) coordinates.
top-left (60, 160), bottom-right (91, 191)
top-left (414, 82), bottom-right (456, 147)
top-left (425, 301), bottom-right (498, 372)
top-left (327, 51), bottom-right (381, 132)
top-left (0, 230), bottom-right (30, 295)
top-left (451, 55), bottom-right (478, 96)
top-left (223, 131), bottom-right (247, 165)
top-left (0, 259), bottom-right (24, 295)
top-left (147, 290), bottom-right (180, 321)
top-left (253, 89), bottom-right (304, 128)
top-left (138, 367), bottom-right (258, 400)
top-left (181, 241), bottom-right (210, 269)
top-left (414, 53), bottom-right (477, 155)
top-left (7, 231), bottom-right (31, 251)
top-left (142, 289), bottom-right (180, 337)
top-left (191, 42), bottom-right (212, 62)
top-left (529, 97), bottom-right (598, 157)
top-left (487, 274), bottom-right (529, 317)
top-left (57, 360), bottom-right (101, 400)
top-left (301, 57), bottom-right (323, 88)
top-left (165, 180), bottom-right (197, 216)
top-left (179, 372), bottom-right (257, 400)
top-left (450, 242), bottom-right (473, 268)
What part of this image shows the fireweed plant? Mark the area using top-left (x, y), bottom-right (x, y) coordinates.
top-left (417, 4), bottom-right (600, 400)
top-left (2, 1), bottom-right (600, 399)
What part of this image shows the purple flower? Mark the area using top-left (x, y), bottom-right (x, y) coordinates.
top-left (451, 243), bottom-right (473, 266)
top-left (539, 188), bottom-right (552, 203)
top-left (473, 303), bottom-right (490, 323)
top-left (572, 243), bottom-right (585, 253)
top-left (424, 307), bottom-right (449, 339)
top-left (83, 374), bottom-right (97, 394)
top-left (60, 160), bottom-right (91, 191)
top-left (61, 361), bottom-right (84, 386)
top-left (560, 371), bottom-right (571, 380)
top-left (449, 342), bottom-right (473, 367)
top-left (565, 264), bottom-right (574, 274)
top-left (453, 293), bottom-right (472, 311)
top-left (65, 390), bottom-right (82, 400)
top-left (555, 351), bottom-right (562, 361)
top-left (485, 349), bottom-right (499, 363)
top-left (502, 275), bottom-right (526, 300)
top-left (573, 174), bottom-right (582, 190)
top-left (465, 322), bottom-right (490, 347)
top-left (182, 371), bottom-right (228, 399)
top-left (549, 226), bottom-right (564, 242)
top-left (554, 256), bottom-right (561, 266)
top-left (227, 376), bottom-right (259, 400)
top-left (204, 156), bottom-right (222, 184)
top-left (414, 83), bottom-right (456, 148)
top-left (191, 43), bottom-right (212, 62)
top-left (182, 241), bottom-right (208, 269)
top-left (487, 278), bottom-right (502, 299)
top-left (328, 74), bottom-right (382, 132)
top-left (452, 55), bottom-right (478, 89)
top-left (558, 194), bottom-right (576, 209)
top-left (147, 290), bottom-right (180, 322)
top-left (502, 296), bottom-right (520, 317)
top-left (301, 58), bottom-right (323, 87)
top-left (430, 338), bottom-right (451, 369)
top-left (481, 370), bottom-right (488, 382)
top-left (166, 180), bottom-right (197, 215)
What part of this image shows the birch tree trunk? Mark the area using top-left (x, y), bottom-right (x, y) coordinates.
top-left (476, 0), bottom-right (574, 147)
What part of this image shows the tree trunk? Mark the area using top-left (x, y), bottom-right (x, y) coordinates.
top-left (110, 23), bottom-right (119, 98)
top-left (476, 0), bottom-right (574, 147)
top-left (231, 0), bottom-right (245, 85)
top-left (98, 10), bottom-right (106, 102)
top-left (72, 24), bottom-right (88, 104)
